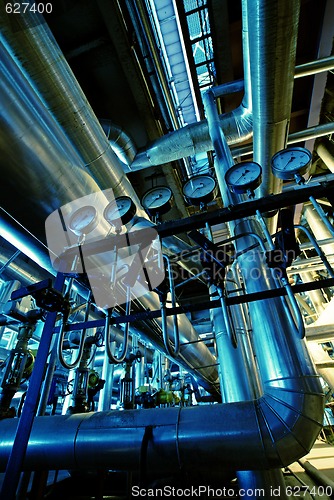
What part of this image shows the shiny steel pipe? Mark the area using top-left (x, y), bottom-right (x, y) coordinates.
top-left (0, 36), bottom-right (218, 392)
top-left (0, 384), bottom-right (323, 473)
top-left (130, 2), bottom-right (253, 170)
top-left (232, 122), bottom-right (334, 158)
top-left (0, 45), bottom-right (102, 240)
top-left (294, 55), bottom-right (334, 78)
top-left (0, 9), bottom-right (142, 209)
top-left (212, 280), bottom-right (256, 403)
top-left (248, 0), bottom-right (300, 200)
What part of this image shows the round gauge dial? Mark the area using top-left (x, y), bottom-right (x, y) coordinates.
top-left (103, 196), bottom-right (137, 226)
top-left (182, 174), bottom-right (217, 205)
top-left (271, 147), bottom-right (312, 180)
top-left (68, 205), bottom-right (99, 236)
top-left (141, 186), bottom-right (173, 216)
top-left (225, 161), bottom-right (262, 194)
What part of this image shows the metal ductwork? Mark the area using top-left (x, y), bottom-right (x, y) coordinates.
top-left (130, 0), bottom-right (300, 206)
top-left (0, 9), bottom-right (144, 228)
top-left (99, 119), bottom-right (137, 167)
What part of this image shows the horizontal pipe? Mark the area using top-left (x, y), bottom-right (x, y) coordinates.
top-left (298, 458), bottom-right (334, 491)
top-left (294, 55), bottom-right (334, 78)
top-left (231, 122), bottom-right (334, 159)
top-left (0, 379), bottom-right (324, 474)
top-left (306, 325), bottom-right (334, 343)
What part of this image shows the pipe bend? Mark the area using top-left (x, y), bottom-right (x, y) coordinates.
top-left (257, 382), bottom-right (324, 468)
top-left (0, 383), bottom-right (324, 474)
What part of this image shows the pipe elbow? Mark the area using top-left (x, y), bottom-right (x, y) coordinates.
top-left (257, 381), bottom-right (324, 468)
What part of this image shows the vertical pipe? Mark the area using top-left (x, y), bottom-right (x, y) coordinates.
top-left (248, 0), bottom-right (301, 199)
top-left (36, 325), bottom-right (58, 416)
top-left (97, 341), bottom-right (116, 412)
top-left (212, 282), bottom-right (254, 402)
top-left (203, 51), bottom-right (292, 498)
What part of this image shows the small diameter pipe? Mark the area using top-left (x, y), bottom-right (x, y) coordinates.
top-left (105, 286), bottom-right (131, 364)
top-left (162, 255), bottom-right (180, 357)
top-left (298, 458), bottom-right (334, 492)
top-left (309, 196), bottom-right (334, 239)
top-left (217, 287), bottom-right (237, 348)
top-left (255, 210), bottom-right (275, 251)
top-left (295, 225), bottom-right (334, 278)
top-left (57, 295), bottom-right (90, 370)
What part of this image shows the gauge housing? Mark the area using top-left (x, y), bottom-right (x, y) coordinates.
top-left (141, 186), bottom-right (173, 217)
top-left (103, 196), bottom-right (137, 226)
top-left (68, 205), bottom-right (99, 236)
top-left (182, 174), bottom-right (217, 206)
top-left (271, 147), bottom-right (312, 180)
top-left (225, 161), bottom-right (262, 195)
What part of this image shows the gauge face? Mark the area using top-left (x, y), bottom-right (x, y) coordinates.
top-left (225, 161), bottom-right (262, 194)
top-left (103, 196), bottom-right (136, 226)
top-left (182, 174), bottom-right (217, 205)
top-left (141, 186), bottom-right (173, 216)
top-left (271, 147), bottom-right (312, 180)
top-left (68, 205), bottom-right (99, 236)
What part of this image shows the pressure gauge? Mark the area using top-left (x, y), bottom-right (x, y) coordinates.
top-left (141, 186), bottom-right (173, 216)
top-left (271, 147), bottom-right (312, 180)
top-left (182, 174), bottom-right (217, 205)
top-left (103, 196), bottom-right (137, 226)
top-left (68, 205), bottom-right (99, 236)
top-left (225, 161), bottom-right (262, 195)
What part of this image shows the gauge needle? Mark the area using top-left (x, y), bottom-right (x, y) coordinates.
top-left (235, 169), bottom-right (249, 183)
top-left (283, 156), bottom-right (295, 168)
top-left (192, 182), bottom-right (204, 194)
top-left (148, 194), bottom-right (162, 207)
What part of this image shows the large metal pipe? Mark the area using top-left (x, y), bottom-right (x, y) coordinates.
top-left (248, 0), bottom-right (300, 198)
top-left (201, 1), bottom-right (322, 491)
top-left (129, 0), bottom-right (253, 171)
top-left (0, 9), bottom-right (140, 208)
top-left (0, 7), bottom-right (218, 391)
top-left (0, 372), bottom-right (323, 473)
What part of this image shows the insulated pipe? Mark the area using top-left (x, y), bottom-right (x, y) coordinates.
top-left (0, 380), bottom-right (323, 473)
top-left (99, 119), bottom-right (137, 167)
top-left (316, 140), bottom-right (334, 172)
top-left (0, 15), bottom-right (218, 392)
top-left (130, 1), bottom-right (253, 171)
top-left (0, 9), bottom-right (141, 208)
top-left (248, 0), bottom-right (300, 199)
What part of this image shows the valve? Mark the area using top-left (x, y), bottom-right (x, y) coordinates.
top-left (11, 278), bottom-right (71, 316)
top-left (0, 320), bottom-right (36, 419)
